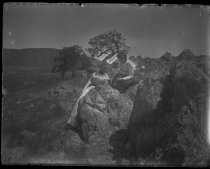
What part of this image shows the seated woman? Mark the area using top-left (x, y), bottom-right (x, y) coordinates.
top-left (66, 64), bottom-right (110, 128)
top-left (66, 54), bottom-right (141, 129)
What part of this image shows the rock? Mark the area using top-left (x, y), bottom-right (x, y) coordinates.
top-left (62, 130), bottom-right (81, 147)
top-left (128, 78), bottom-right (164, 132)
top-left (126, 60), bottom-right (173, 158)
top-left (79, 104), bottom-right (109, 144)
top-left (84, 89), bottom-right (107, 112)
top-left (18, 130), bottom-right (37, 149)
top-left (77, 84), bottom-right (132, 145)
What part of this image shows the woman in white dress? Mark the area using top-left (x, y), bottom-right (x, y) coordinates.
top-left (66, 64), bottom-right (110, 128)
top-left (66, 55), bottom-right (140, 130)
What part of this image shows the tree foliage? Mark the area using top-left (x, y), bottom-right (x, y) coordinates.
top-left (51, 45), bottom-right (87, 78)
top-left (87, 30), bottom-right (130, 60)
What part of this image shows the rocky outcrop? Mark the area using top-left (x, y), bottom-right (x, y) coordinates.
top-left (160, 52), bottom-right (172, 63)
top-left (177, 49), bottom-right (195, 61)
top-left (123, 52), bottom-right (209, 165)
top-left (127, 73), bottom-right (169, 159)
top-left (77, 84), bottom-right (133, 145)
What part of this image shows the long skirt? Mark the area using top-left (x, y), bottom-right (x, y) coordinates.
top-left (67, 85), bottom-right (95, 125)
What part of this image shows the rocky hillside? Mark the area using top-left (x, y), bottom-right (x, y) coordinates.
top-left (2, 49), bottom-right (210, 166)
top-left (111, 49), bottom-right (210, 166)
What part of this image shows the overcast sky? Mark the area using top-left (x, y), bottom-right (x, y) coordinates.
top-left (3, 3), bottom-right (210, 58)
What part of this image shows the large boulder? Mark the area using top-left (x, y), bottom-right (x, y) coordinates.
top-left (77, 84), bottom-right (133, 145)
top-left (124, 54), bottom-right (209, 165)
top-left (127, 78), bottom-right (166, 155)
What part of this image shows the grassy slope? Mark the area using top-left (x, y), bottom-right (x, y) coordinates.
top-left (3, 48), bottom-right (60, 73)
top-left (2, 70), bottom-right (89, 164)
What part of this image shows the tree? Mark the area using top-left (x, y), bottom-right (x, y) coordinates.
top-left (87, 30), bottom-right (130, 62)
top-left (51, 45), bottom-right (86, 79)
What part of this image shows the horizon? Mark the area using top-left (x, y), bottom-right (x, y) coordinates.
top-left (3, 3), bottom-right (209, 58)
top-left (3, 47), bottom-right (209, 59)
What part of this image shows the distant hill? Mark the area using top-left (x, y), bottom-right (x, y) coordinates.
top-left (2, 48), bottom-right (60, 73)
